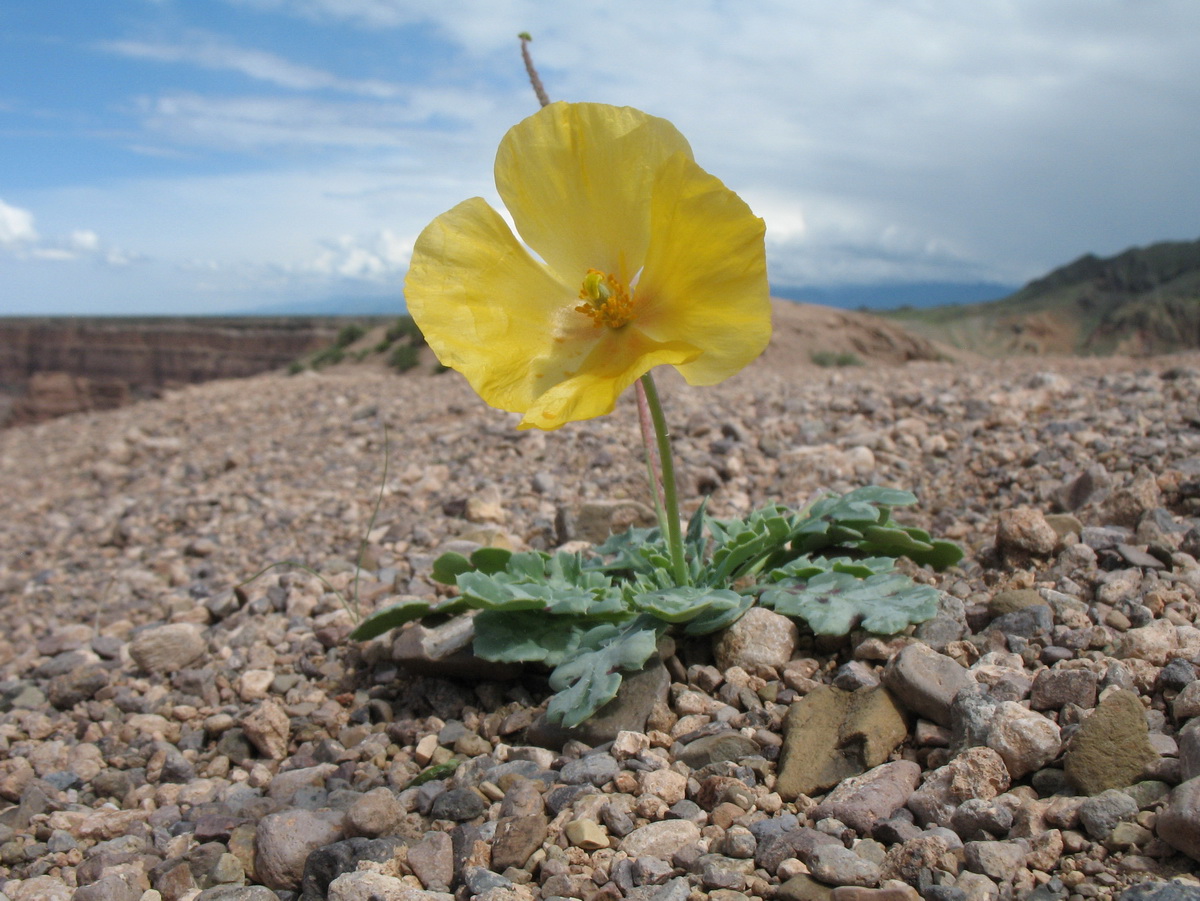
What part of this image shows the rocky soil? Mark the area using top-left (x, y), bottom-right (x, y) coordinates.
top-left (2, 346), bottom-right (1200, 901)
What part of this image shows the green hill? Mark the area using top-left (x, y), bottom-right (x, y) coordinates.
top-left (885, 238), bottom-right (1200, 356)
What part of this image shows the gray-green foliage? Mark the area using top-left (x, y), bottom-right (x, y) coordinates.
top-left (352, 486), bottom-right (962, 727)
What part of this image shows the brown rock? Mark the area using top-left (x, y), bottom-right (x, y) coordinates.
top-left (1156, 775), bottom-right (1200, 861)
top-left (255, 808), bottom-right (345, 891)
top-left (882, 643), bottom-right (976, 727)
top-left (242, 699), bottom-right (291, 760)
top-left (1063, 689), bottom-right (1157, 795)
top-left (995, 506), bottom-right (1058, 557)
top-left (810, 760), bottom-right (922, 833)
top-left (908, 747), bottom-right (1010, 827)
top-left (407, 830), bottom-right (454, 891)
top-left (491, 814), bottom-right (548, 870)
top-left (128, 623), bottom-right (206, 674)
top-left (714, 605), bottom-right (799, 674)
top-left (776, 685), bottom-right (909, 800)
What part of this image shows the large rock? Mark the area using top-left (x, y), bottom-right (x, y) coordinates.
top-left (908, 747), bottom-right (1011, 827)
top-left (1156, 776), bottom-right (1200, 862)
top-left (882, 643), bottom-right (976, 727)
top-left (128, 623), bottom-right (206, 673)
top-left (775, 685), bottom-right (908, 799)
top-left (1063, 689), bottom-right (1158, 795)
top-left (620, 819), bottom-right (701, 859)
top-left (995, 506), bottom-right (1059, 557)
top-left (809, 760), bottom-right (922, 833)
top-left (713, 606), bottom-right (799, 674)
top-left (255, 808), bottom-right (346, 891)
top-left (985, 701), bottom-right (1062, 779)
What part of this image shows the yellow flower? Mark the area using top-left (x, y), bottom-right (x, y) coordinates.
top-left (405, 101), bottom-right (770, 430)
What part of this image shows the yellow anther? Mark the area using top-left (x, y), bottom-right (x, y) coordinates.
top-left (575, 269), bottom-right (634, 328)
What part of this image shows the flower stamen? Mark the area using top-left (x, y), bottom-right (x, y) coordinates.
top-left (576, 269), bottom-right (634, 328)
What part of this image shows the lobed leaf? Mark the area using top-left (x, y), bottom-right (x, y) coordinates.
top-left (760, 571), bottom-right (940, 636)
top-left (472, 609), bottom-right (592, 665)
top-left (544, 619), bottom-right (661, 727)
top-left (629, 586), bottom-right (745, 623)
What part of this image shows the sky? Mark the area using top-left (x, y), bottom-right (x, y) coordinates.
top-left (2, 1), bottom-right (1199, 316)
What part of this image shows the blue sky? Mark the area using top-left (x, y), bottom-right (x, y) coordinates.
top-left (2, 0), bottom-right (1199, 316)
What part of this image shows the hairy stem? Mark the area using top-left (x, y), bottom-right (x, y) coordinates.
top-left (639, 372), bottom-right (688, 585)
top-left (635, 381), bottom-right (668, 533)
top-left (519, 33), bottom-right (551, 107)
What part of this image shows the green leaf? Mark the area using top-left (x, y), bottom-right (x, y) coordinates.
top-left (472, 609), bottom-right (591, 666)
top-left (704, 507), bottom-right (794, 585)
top-left (860, 524), bottom-right (935, 556)
top-left (770, 554), bottom-right (898, 582)
top-left (470, 546), bottom-right (513, 574)
top-left (455, 572), bottom-right (555, 611)
top-left (685, 497), bottom-right (709, 551)
top-left (349, 597), bottom-right (433, 641)
top-left (403, 758), bottom-right (460, 789)
top-left (545, 620), bottom-right (661, 727)
top-left (760, 571), bottom-right (940, 636)
top-left (683, 591), bottom-right (754, 635)
top-left (431, 552), bottom-right (473, 585)
top-left (590, 527), bottom-right (667, 576)
top-left (630, 586), bottom-right (745, 624)
top-left (918, 539), bottom-right (965, 571)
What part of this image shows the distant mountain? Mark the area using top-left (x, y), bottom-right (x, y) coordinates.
top-left (229, 295), bottom-right (400, 317)
top-left (884, 238), bottom-right (1200, 356)
top-left (232, 281), bottom-right (1019, 318)
top-left (772, 281), bottom-right (1017, 311)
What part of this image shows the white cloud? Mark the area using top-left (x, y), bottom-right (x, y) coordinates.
top-left (0, 199), bottom-right (38, 245)
top-left (304, 228), bottom-right (413, 280)
top-left (102, 32), bottom-right (401, 97)
top-left (0, 199), bottom-right (136, 266)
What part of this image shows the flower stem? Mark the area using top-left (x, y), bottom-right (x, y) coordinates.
top-left (635, 381), bottom-right (668, 534)
top-left (639, 372), bottom-right (688, 585)
top-left (518, 33), bottom-right (551, 108)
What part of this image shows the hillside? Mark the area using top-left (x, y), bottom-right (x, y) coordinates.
top-left (0, 303), bottom-right (947, 427)
top-left (886, 238), bottom-right (1200, 357)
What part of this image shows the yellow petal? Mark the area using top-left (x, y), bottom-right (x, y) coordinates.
top-left (519, 328), bottom-right (699, 430)
top-left (405, 197), bottom-right (581, 413)
top-left (494, 102), bottom-right (693, 283)
top-left (633, 153), bottom-right (771, 385)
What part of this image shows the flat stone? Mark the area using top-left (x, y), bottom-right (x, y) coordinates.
top-left (128, 623), bottom-right (206, 673)
top-left (882, 643), bottom-right (975, 727)
top-left (776, 685), bottom-right (908, 800)
top-left (1030, 667), bottom-right (1099, 711)
top-left (491, 813), bottom-right (548, 869)
top-left (988, 589), bottom-right (1045, 616)
top-left (407, 830), bottom-right (454, 891)
top-left (621, 819), bottom-right (701, 860)
top-left (807, 843), bottom-right (882, 887)
top-left (1157, 776), bottom-right (1200, 862)
top-left (963, 839), bottom-right (1026, 881)
top-left (810, 760), bottom-right (922, 833)
top-left (676, 731), bottom-right (760, 769)
top-left (1064, 689), bottom-right (1157, 795)
top-left (565, 817), bottom-right (609, 849)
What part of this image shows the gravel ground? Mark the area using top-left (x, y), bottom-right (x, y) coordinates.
top-left (2, 353), bottom-right (1200, 901)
